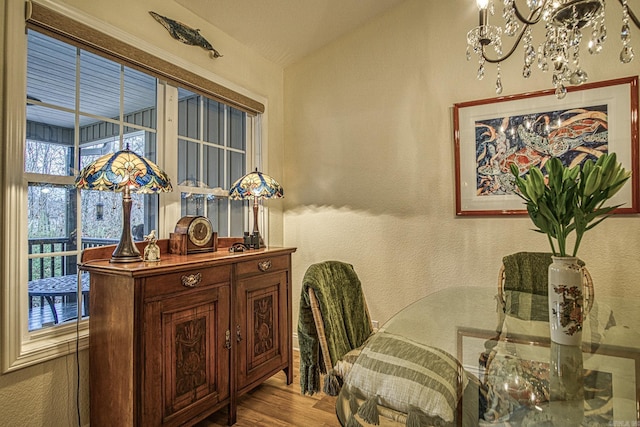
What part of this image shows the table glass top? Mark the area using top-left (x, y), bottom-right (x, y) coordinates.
top-left (342, 286), bottom-right (640, 426)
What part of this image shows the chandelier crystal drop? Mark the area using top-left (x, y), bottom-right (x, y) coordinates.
top-left (496, 62), bottom-right (504, 93)
top-left (467, 0), bottom-right (639, 98)
top-left (620, 0), bottom-right (636, 62)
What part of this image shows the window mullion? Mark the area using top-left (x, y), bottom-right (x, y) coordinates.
top-left (71, 47), bottom-right (83, 326)
top-left (119, 64), bottom-right (125, 150)
top-left (24, 174), bottom-right (75, 186)
top-left (199, 95), bottom-right (206, 217)
top-left (75, 53), bottom-right (83, 324)
top-left (28, 250), bottom-right (78, 260)
top-left (221, 105), bottom-right (227, 232)
top-left (159, 83), bottom-right (180, 234)
top-left (75, 46), bottom-right (82, 256)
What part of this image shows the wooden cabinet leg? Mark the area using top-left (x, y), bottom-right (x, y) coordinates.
top-left (227, 400), bottom-right (236, 425)
top-left (284, 366), bottom-right (293, 385)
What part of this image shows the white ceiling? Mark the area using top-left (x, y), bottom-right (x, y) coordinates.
top-left (175, 0), bottom-right (406, 67)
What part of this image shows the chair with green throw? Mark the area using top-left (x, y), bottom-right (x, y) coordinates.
top-left (298, 261), bottom-right (373, 396)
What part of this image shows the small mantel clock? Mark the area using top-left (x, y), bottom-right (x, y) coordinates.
top-left (169, 215), bottom-right (217, 254)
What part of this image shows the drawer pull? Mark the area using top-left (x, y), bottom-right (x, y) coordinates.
top-left (258, 260), bottom-right (272, 272)
top-left (236, 325), bottom-right (243, 342)
top-left (181, 272), bottom-right (202, 288)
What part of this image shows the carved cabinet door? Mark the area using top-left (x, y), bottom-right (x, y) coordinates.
top-left (235, 271), bottom-right (288, 393)
top-left (143, 284), bottom-right (231, 426)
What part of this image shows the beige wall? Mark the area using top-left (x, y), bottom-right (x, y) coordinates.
top-left (284, 0), bottom-right (640, 331)
top-left (0, 0), bottom-right (283, 425)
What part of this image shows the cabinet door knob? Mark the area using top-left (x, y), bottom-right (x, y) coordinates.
top-left (181, 272), bottom-right (202, 288)
top-left (258, 260), bottom-right (272, 272)
top-left (236, 325), bottom-right (242, 342)
top-left (225, 330), bottom-right (232, 350)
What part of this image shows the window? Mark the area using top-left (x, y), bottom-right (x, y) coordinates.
top-left (24, 31), bottom-right (253, 330)
top-left (25, 30), bottom-right (160, 331)
top-left (176, 88), bottom-right (247, 236)
top-left (2, 3), bottom-right (263, 371)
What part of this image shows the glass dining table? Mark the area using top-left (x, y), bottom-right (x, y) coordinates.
top-left (336, 286), bottom-right (640, 426)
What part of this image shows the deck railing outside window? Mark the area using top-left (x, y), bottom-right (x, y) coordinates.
top-left (27, 237), bottom-right (117, 330)
top-left (27, 237), bottom-right (117, 280)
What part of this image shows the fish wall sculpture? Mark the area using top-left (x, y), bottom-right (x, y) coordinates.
top-left (149, 11), bottom-right (222, 59)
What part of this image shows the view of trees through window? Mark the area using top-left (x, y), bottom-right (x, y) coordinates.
top-left (26, 142), bottom-right (71, 241)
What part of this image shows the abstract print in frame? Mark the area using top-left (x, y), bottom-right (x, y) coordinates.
top-left (454, 76), bottom-right (639, 216)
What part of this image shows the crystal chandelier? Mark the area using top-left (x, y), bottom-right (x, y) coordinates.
top-left (467, 0), bottom-right (639, 98)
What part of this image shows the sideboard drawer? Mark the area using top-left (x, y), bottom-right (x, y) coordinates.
top-left (236, 255), bottom-right (289, 278)
top-left (144, 265), bottom-right (231, 298)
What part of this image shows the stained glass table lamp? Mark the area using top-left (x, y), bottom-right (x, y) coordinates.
top-left (229, 168), bottom-right (283, 248)
top-left (75, 146), bottom-right (172, 263)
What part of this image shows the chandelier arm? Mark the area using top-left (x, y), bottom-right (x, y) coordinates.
top-left (618, 0), bottom-right (640, 28)
top-left (481, 24), bottom-right (531, 63)
top-left (511, 0), bottom-right (546, 25)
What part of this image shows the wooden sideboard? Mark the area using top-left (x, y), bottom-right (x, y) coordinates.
top-left (79, 240), bottom-right (296, 426)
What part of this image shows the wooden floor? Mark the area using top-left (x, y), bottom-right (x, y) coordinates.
top-left (198, 351), bottom-right (340, 427)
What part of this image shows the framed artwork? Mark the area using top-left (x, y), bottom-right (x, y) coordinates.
top-left (457, 327), bottom-right (640, 425)
top-left (454, 76), bottom-right (639, 216)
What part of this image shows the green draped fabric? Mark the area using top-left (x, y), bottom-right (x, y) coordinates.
top-left (502, 252), bottom-right (553, 296)
top-left (298, 261), bottom-right (372, 395)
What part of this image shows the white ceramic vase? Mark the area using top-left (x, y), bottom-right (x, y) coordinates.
top-left (548, 256), bottom-right (584, 346)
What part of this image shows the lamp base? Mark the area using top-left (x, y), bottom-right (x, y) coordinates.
top-left (110, 191), bottom-right (142, 263)
top-left (110, 241), bottom-right (142, 263)
top-left (243, 232), bottom-right (263, 249)
top-left (248, 199), bottom-right (265, 248)
top-left (110, 253), bottom-right (143, 263)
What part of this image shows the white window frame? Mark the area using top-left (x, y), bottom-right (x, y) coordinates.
top-left (1, 0), bottom-right (268, 372)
